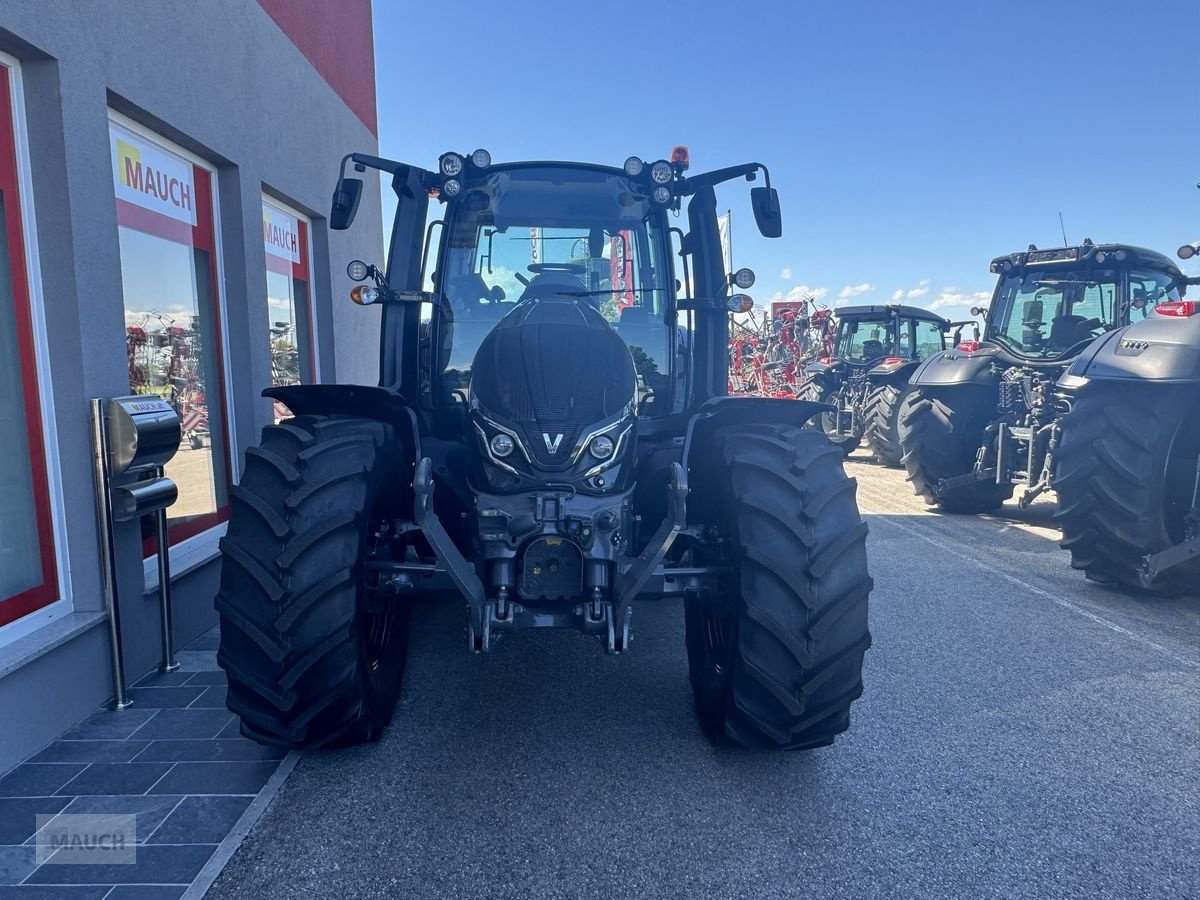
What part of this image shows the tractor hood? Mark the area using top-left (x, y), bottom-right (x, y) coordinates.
top-left (470, 297), bottom-right (638, 488)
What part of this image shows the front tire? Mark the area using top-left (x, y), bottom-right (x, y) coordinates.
top-left (863, 382), bottom-right (910, 467)
top-left (1054, 383), bottom-right (1200, 595)
top-left (685, 424), bottom-right (872, 750)
top-left (217, 415), bottom-right (413, 748)
top-left (898, 386), bottom-right (1013, 513)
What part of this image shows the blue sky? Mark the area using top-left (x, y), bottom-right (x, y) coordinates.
top-left (372, 0), bottom-right (1199, 320)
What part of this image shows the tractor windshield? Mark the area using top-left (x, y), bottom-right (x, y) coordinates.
top-left (432, 165), bottom-right (673, 408)
top-left (989, 268), bottom-right (1158, 358)
top-left (836, 318), bottom-right (896, 362)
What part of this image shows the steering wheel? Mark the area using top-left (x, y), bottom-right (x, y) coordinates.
top-left (528, 263), bottom-right (587, 276)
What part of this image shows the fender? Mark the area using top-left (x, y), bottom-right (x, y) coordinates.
top-left (1059, 315), bottom-right (1200, 389)
top-left (802, 360), bottom-right (836, 382)
top-left (909, 346), bottom-right (999, 387)
top-left (679, 396), bottom-right (829, 477)
top-left (265, 384), bottom-right (423, 451)
top-left (867, 359), bottom-right (920, 382)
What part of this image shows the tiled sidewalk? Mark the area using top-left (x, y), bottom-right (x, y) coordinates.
top-left (0, 628), bottom-right (290, 898)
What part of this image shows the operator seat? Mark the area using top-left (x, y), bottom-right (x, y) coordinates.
top-left (861, 338), bottom-right (885, 360)
top-left (1048, 314), bottom-right (1090, 349)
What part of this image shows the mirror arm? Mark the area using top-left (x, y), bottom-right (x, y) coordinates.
top-left (678, 162), bottom-right (767, 196)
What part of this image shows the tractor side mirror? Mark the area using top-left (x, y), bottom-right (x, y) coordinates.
top-left (751, 187), bottom-right (782, 238)
top-left (330, 176), bottom-right (364, 231)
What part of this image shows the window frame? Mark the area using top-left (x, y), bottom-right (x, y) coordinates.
top-left (107, 110), bottom-right (237, 554)
top-left (0, 53), bottom-right (71, 634)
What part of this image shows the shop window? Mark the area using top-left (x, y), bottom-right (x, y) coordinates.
top-left (0, 62), bottom-right (57, 626)
top-left (109, 117), bottom-right (230, 548)
top-left (262, 197), bottom-right (315, 421)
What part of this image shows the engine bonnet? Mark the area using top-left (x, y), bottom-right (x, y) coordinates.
top-left (471, 297), bottom-right (637, 468)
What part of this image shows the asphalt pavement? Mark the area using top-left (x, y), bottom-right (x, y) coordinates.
top-left (206, 454), bottom-right (1200, 900)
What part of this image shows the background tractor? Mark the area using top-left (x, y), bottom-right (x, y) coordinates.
top-left (215, 148), bottom-right (872, 752)
top-left (797, 304), bottom-right (969, 465)
top-left (898, 241), bottom-right (1182, 513)
top-left (1052, 241), bottom-right (1200, 594)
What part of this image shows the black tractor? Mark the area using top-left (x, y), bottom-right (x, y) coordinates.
top-left (797, 304), bottom-right (968, 465)
top-left (215, 148), bottom-right (872, 751)
top-left (1053, 241), bottom-right (1200, 594)
top-left (899, 241), bottom-right (1180, 512)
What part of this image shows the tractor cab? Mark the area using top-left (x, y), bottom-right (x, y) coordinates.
top-left (976, 241), bottom-right (1185, 364)
top-left (828, 304), bottom-right (952, 370)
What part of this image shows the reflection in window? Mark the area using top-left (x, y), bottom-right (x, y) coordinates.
top-left (262, 200), bottom-right (313, 423)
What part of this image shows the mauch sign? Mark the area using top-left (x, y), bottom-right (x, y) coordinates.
top-left (263, 203), bottom-right (301, 264)
top-left (109, 123), bottom-right (197, 226)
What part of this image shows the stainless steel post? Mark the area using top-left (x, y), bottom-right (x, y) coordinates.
top-left (154, 466), bottom-right (179, 673)
top-left (90, 399), bottom-right (133, 710)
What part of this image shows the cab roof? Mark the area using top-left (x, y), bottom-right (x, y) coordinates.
top-left (989, 242), bottom-right (1183, 275)
top-left (835, 304), bottom-right (950, 325)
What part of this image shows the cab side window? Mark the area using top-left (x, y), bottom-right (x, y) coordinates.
top-left (1127, 269), bottom-right (1180, 322)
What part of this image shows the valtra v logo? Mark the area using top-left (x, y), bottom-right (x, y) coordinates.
top-left (543, 433), bottom-right (563, 454)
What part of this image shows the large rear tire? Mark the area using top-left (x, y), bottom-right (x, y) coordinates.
top-left (1054, 383), bottom-right (1200, 596)
top-left (685, 424), bottom-right (872, 750)
top-left (863, 382), bottom-right (910, 467)
top-left (898, 386), bottom-right (1013, 513)
top-left (216, 415), bottom-right (412, 748)
top-left (797, 377), bottom-right (861, 457)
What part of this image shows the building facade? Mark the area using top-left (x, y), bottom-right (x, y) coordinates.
top-left (0, 0), bottom-right (384, 771)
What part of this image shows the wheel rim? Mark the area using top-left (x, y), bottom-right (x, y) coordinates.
top-left (700, 605), bottom-right (733, 674)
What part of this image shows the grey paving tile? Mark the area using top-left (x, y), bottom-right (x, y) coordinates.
top-left (0, 845), bottom-right (37, 885)
top-left (0, 765), bottom-right (87, 798)
top-left (214, 719), bottom-right (242, 740)
top-left (186, 687), bottom-right (227, 709)
top-left (183, 670), bottom-right (225, 686)
top-left (57, 763), bottom-right (172, 797)
top-left (171, 651), bottom-right (217, 672)
top-left (125, 687), bottom-right (206, 709)
top-left (54, 795), bottom-right (184, 844)
top-left (0, 887), bottom-right (113, 898)
top-left (59, 709), bottom-right (158, 741)
top-left (29, 741), bottom-right (150, 765)
top-left (127, 709), bottom-right (232, 741)
top-left (132, 670), bottom-right (194, 688)
top-left (0, 798), bottom-right (72, 844)
top-left (24, 843), bottom-right (215, 885)
top-left (183, 632), bottom-right (219, 651)
top-left (149, 761), bottom-right (278, 796)
top-left (147, 795), bottom-right (252, 844)
top-left (106, 887), bottom-right (186, 900)
top-left (132, 739), bottom-right (285, 763)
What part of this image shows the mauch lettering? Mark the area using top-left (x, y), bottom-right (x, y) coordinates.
top-left (124, 157), bottom-right (192, 214)
top-left (264, 221), bottom-right (298, 255)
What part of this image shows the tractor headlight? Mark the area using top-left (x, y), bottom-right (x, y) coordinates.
top-left (442, 178), bottom-right (462, 197)
top-left (490, 433), bottom-right (515, 457)
top-left (589, 434), bottom-right (615, 460)
top-left (347, 259), bottom-right (369, 281)
top-left (650, 160), bottom-right (673, 184)
top-left (733, 267), bottom-right (756, 289)
top-left (652, 185), bottom-right (672, 205)
top-left (1094, 251), bottom-right (1107, 264)
top-left (471, 148), bottom-right (491, 169)
top-left (624, 156), bottom-right (644, 177)
top-left (439, 153), bottom-right (464, 176)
